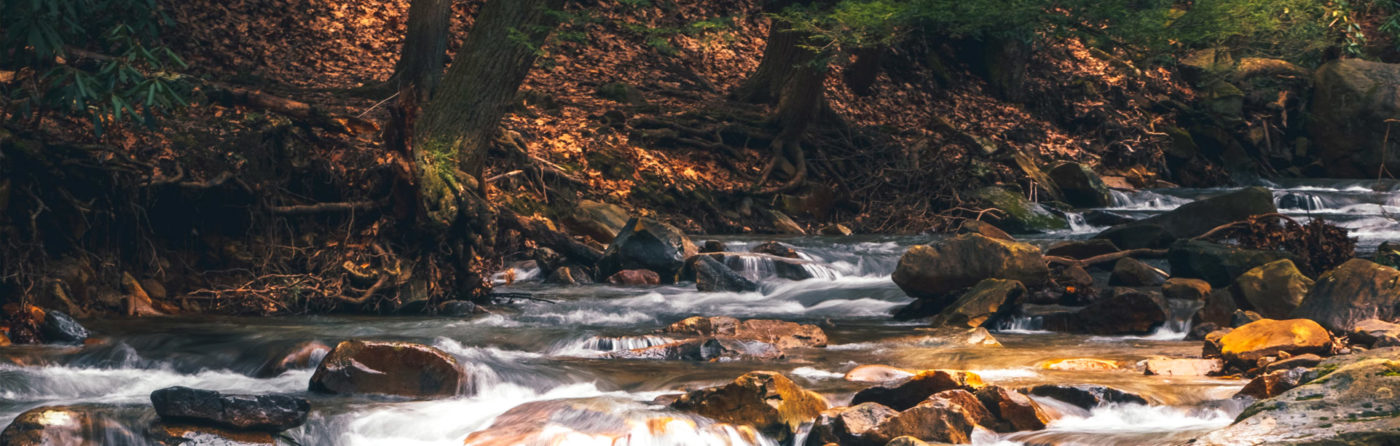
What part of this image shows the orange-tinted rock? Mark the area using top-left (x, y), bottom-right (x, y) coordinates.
top-left (804, 402), bottom-right (898, 446)
top-left (664, 316), bottom-right (827, 349)
top-left (1163, 278), bottom-right (1212, 301)
top-left (1144, 358), bottom-right (1224, 376)
top-left (1218, 319), bottom-right (1331, 367)
top-left (975, 385), bottom-right (1050, 432)
top-left (851, 370), bottom-right (984, 411)
top-left (1203, 329), bottom-right (1231, 358)
top-left (309, 340), bottom-right (464, 398)
top-left (607, 269), bottom-right (661, 285)
top-left (670, 371), bottom-right (827, 444)
top-left (843, 365), bottom-right (915, 384)
top-left (1040, 358), bottom-right (1120, 371)
top-left (873, 390), bottom-right (988, 444)
top-left (255, 341), bottom-right (330, 378)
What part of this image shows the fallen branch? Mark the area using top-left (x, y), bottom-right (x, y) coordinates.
top-left (498, 208), bottom-right (604, 266)
top-left (269, 200), bottom-right (382, 215)
top-left (688, 251), bottom-right (821, 265)
top-left (489, 292), bottom-right (557, 304)
top-left (1192, 212), bottom-right (1301, 242)
top-left (1046, 248), bottom-right (1168, 267)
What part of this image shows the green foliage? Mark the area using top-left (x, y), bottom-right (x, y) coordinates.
top-left (1, 0), bottom-right (188, 134)
top-left (1170, 0), bottom-right (1353, 63)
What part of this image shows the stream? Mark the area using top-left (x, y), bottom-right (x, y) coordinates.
top-left (3, 180), bottom-right (1399, 445)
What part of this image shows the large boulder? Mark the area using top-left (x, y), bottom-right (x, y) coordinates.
top-left (40, 310), bottom-right (89, 344)
top-left (670, 371), bottom-right (828, 444)
top-left (663, 316), bottom-right (827, 349)
top-left (1048, 163), bottom-right (1113, 208)
top-left (1310, 59), bottom-right (1400, 178)
top-left (150, 386), bottom-right (309, 432)
top-left (971, 187), bottom-right (1068, 233)
top-left (309, 340), bottom-right (464, 397)
top-left (805, 402), bottom-right (899, 446)
top-left (975, 385), bottom-right (1050, 432)
top-left (1291, 258), bottom-right (1400, 332)
top-left (561, 200), bottom-right (629, 243)
top-left (1194, 348), bottom-right (1400, 445)
top-left (1167, 239), bottom-right (1293, 287)
top-left (1026, 384), bottom-right (1148, 410)
top-left (1234, 366), bottom-right (1310, 400)
top-left (1230, 259), bottom-right (1313, 319)
top-left (872, 389), bottom-right (992, 444)
top-left (851, 370), bottom-right (985, 411)
top-left (1216, 319), bottom-right (1331, 368)
top-left (1351, 318), bottom-right (1400, 347)
top-left (597, 217), bottom-right (697, 284)
top-left (892, 234), bottom-right (1049, 302)
top-left (1109, 257), bottom-right (1168, 286)
top-left (929, 279), bottom-right (1024, 328)
top-left (692, 256), bottom-right (758, 292)
top-left (750, 241), bottom-right (815, 280)
top-left (1163, 278), bottom-right (1212, 301)
top-left (1094, 187), bottom-right (1277, 249)
top-left (1042, 289), bottom-right (1167, 335)
top-left (1144, 358), bottom-right (1224, 376)
top-left (0, 405), bottom-right (143, 446)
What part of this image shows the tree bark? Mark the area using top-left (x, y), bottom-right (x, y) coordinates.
top-left (389, 0), bottom-right (454, 97)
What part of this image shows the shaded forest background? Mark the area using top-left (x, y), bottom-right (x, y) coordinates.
top-left (3, 0), bottom-right (1400, 318)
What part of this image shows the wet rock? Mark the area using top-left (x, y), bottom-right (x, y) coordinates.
top-left (544, 266), bottom-right (593, 285)
top-left (844, 364), bottom-right (916, 384)
top-left (1163, 278), bottom-right (1211, 301)
top-left (670, 371), bottom-right (828, 444)
top-left (1193, 289), bottom-right (1239, 328)
top-left (1194, 348), bottom-right (1400, 445)
top-left (1263, 353), bottom-right (1323, 373)
top-left (873, 389), bottom-right (991, 444)
top-left (463, 396), bottom-right (750, 445)
top-left (971, 187), bottom-right (1068, 233)
top-left (1217, 319), bottom-right (1331, 368)
top-left (606, 269), bottom-right (661, 285)
top-left (1026, 384), bottom-right (1148, 409)
top-left (1350, 318), bottom-right (1400, 347)
top-left (609, 337), bottom-right (782, 361)
top-left (883, 437), bottom-right (938, 446)
top-left (663, 316), bottom-right (827, 349)
top-left (1094, 222), bottom-right (1175, 250)
top-left (892, 234), bottom-right (1049, 302)
top-left (0, 405), bottom-right (141, 446)
top-left (750, 241), bottom-right (814, 280)
top-left (1290, 258), bottom-right (1400, 332)
top-left (1230, 259), bottom-right (1313, 319)
top-left (805, 402), bottom-right (898, 446)
top-left (1048, 163), bottom-right (1112, 208)
top-left (693, 256), bottom-right (759, 292)
top-left (40, 310), bottom-right (88, 344)
top-left (851, 370), bottom-right (984, 411)
top-left (1203, 329), bottom-right (1231, 357)
top-left (1043, 289), bottom-right (1167, 335)
top-left (597, 217), bottom-right (697, 284)
top-left (119, 272), bottom-right (163, 317)
top-left (1276, 192), bottom-right (1321, 211)
top-left (956, 220), bottom-right (1014, 241)
top-left (1234, 366), bottom-right (1309, 399)
top-left (150, 386), bottom-right (309, 431)
top-left (1376, 241), bottom-right (1400, 269)
top-left (975, 385), bottom-right (1050, 432)
top-left (820, 223), bottom-right (854, 236)
top-left (1051, 263), bottom-right (1094, 293)
top-left (254, 341), bottom-right (330, 378)
top-left (1094, 187), bottom-right (1277, 248)
top-left (561, 200), bottom-right (630, 243)
top-left (1187, 322), bottom-right (1221, 341)
top-left (768, 209), bottom-right (806, 234)
top-left (1231, 309), bottom-right (1264, 327)
top-left (153, 423), bottom-right (277, 445)
top-left (699, 240), bottom-right (727, 253)
top-left (1044, 239), bottom-right (1120, 260)
top-left (1083, 210), bottom-right (1134, 227)
top-left (929, 279), bottom-right (1024, 329)
top-left (1108, 257), bottom-right (1167, 286)
top-left (438, 300), bottom-right (485, 317)
top-left (1040, 358), bottom-right (1120, 371)
top-left (1144, 358), bottom-right (1224, 376)
top-left (1168, 239), bottom-right (1293, 287)
top-left (1310, 59), bottom-right (1400, 178)
top-left (309, 340), bottom-right (464, 397)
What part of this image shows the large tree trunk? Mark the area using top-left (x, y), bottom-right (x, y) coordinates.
top-left (408, 0), bottom-right (564, 297)
top-left (388, 0), bottom-right (454, 97)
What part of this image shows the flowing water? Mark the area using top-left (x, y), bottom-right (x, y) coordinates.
top-left (3, 181), bottom-right (1398, 445)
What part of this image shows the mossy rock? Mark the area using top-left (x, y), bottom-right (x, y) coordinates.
top-left (971, 187), bottom-right (1068, 234)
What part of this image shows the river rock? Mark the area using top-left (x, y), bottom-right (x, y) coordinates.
top-left (597, 217), bottom-right (697, 283)
top-left (884, 437), bottom-right (939, 446)
top-left (1193, 289), bottom-right (1239, 328)
top-left (1350, 318), bottom-right (1400, 347)
top-left (1310, 59), bottom-right (1400, 178)
top-left (820, 223), bottom-right (854, 236)
top-left (40, 310), bottom-right (88, 344)
top-left (150, 386), bottom-right (309, 431)
top-left (561, 200), bottom-right (630, 243)
top-left (309, 340), bottom-right (464, 397)
top-left (693, 256), bottom-right (759, 292)
top-left (971, 187), bottom-right (1068, 233)
top-left (1163, 278), bottom-right (1211, 301)
top-left (1263, 353), bottom-right (1324, 373)
top-left (1144, 358), bottom-right (1224, 376)
top-left (1234, 366), bottom-right (1310, 399)
top-left (1026, 384), bottom-right (1148, 409)
top-left (1167, 239), bottom-right (1292, 287)
top-left (805, 402), bottom-right (899, 446)
top-left (254, 340), bottom-right (330, 378)
top-left (1045, 239), bottom-right (1120, 260)
top-left (1040, 358), bottom-right (1120, 371)
top-left (1043, 289), bottom-right (1167, 335)
top-left (751, 241), bottom-right (814, 280)
top-left (844, 364), bottom-right (916, 383)
top-left (1290, 258), bottom-right (1400, 332)
top-left (1094, 187), bottom-right (1277, 249)
top-left (1194, 349), bottom-right (1400, 445)
top-left (892, 234), bottom-right (1049, 302)
top-left (609, 337), bottom-right (782, 361)
top-left (851, 370), bottom-right (985, 411)
top-left (956, 220), bottom-right (1014, 241)
top-left (1217, 319), bottom-right (1331, 368)
top-left (606, 269), bottom-right (661, 285)
top-left (1048, 163), bottom-right (1113, 208)
top-left (1229, 259), bottom-right (1313, 319)
top-left (929, 279), bottom-right (1024, 328)
top-left (873, 389), bottom-right (993, 444)
top-left (975, 385), bottom-right (1050, 432)
top-left (0, 405), bottom-right (141, 446)
top-left (1203, 328), bottom-right (1230, 357)
top-left (663, 316), bottom-right (827, 349)
top-left (544, 265), bottom-right (593, 285)
top-left (1109, 257), bottom-right (1167, 286)
top-left (670, 371), bottom-right (828, 444)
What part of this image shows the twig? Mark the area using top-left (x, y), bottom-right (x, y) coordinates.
top-left (269, 200), bottom-right (381, 215)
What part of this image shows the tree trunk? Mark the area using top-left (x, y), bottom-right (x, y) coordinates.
top-left (388, 0), bottom-right (453, 98)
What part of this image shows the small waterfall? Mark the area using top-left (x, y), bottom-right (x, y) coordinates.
top-left (550, 335), bottom-right (676, 357)
top-left (1062, 212), bottom-right (1095, 233)
top-left (993, 315), bottom-right (1046, 333)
